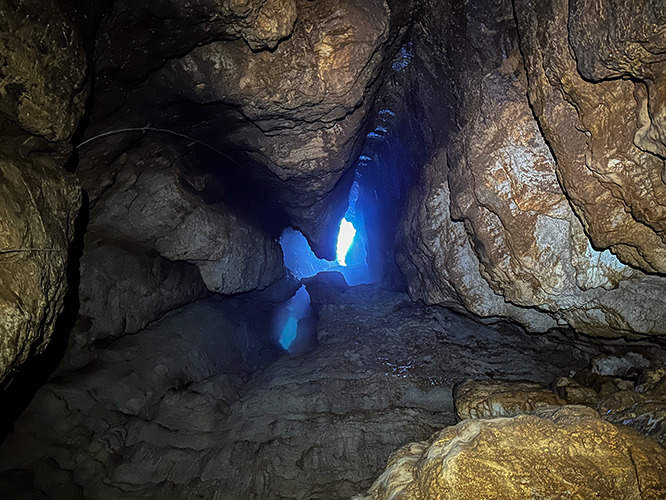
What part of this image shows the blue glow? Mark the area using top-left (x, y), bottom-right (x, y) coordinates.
top-left (279, 316), bottom-right (298, 350)
top-left (336, 218), bottom-right (357, 266)
top-left (279, 228), bottom-right (330, 279)
top-left (275, 285), bottom-right (314, 352)
top-left (392, 43), bottom-right (413, 71)
top-left (277, 157), bottom-right (374, 287)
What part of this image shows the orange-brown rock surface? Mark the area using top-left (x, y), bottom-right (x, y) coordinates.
top-left (0, 0), bottom-right (86, 385)
top-left (515, 0), bottom-right (666, 273)
top-left (454, 379), bottom-right (565, 420)
top-left (397, 0), bottom-right (666, 337)
top-left (359, 405), bottom-right (666, 500)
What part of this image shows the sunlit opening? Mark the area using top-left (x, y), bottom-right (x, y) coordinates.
top-left (279, 228), bottom-right (331, 280)
top-left (277, 174), bottom-right (372, 286)
top-left (336, 218), bottom-right (357, 267)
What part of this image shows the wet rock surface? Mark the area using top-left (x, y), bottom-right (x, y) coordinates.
top-left (1, 284), bottom-right (655, 499)
top-left (0, 0), bottom-right (87, 385)
top-left (0, 295), bottom-right (279, 500)
top-left (359, 405), bottom-right (666, 500)
top-left (396, 0), bottom-right (666, 337)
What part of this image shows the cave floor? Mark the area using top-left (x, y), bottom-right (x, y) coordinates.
top-left (0, 283), bottom-right (661, 499)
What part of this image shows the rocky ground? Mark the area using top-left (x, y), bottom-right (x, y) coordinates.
top-left (2, 278), bottom-right (665, 499)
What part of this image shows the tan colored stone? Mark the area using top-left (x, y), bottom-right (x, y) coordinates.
top-left (360, 405), bottom-right (666, 500)
top-left (639, 363), bottom-right (666, 390)
top-left (0, 156), bottom-right (80, 385)
top-left (553, 377), bottom-right (599, 405)
top-left (455, 379), bottom-right (565, 420)
top-left (397, 0), bottom-right (666, 337)
top-left (0, 0), bottom-right (86, 385)
top-left (514, 0), bottom-right (666, 273)
top-left (0, 0), bottom-right (87, 141)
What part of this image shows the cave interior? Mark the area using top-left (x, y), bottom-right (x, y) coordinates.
top-left (1, 0), bottom-right (666, 498)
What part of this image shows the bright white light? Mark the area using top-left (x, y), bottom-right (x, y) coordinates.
top-left (336, 217), bottom-right (357, 266)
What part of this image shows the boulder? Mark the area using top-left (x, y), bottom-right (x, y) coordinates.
top-left (0, 0), bottom-right (87, 384)
top-left (85, 141), bottom-right (284, 296)
top-left (0, 157), bottom-right (80, 385)
top-left (454, 379), bottom-right (564, 420)
top-left (552, 377), bottom-right (599, 406)
top-left (359, 405), bottom-right (666, 500)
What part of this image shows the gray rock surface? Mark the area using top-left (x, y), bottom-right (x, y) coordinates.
top-left (77, 140), bottom-right (282, 346)
top-left (0, 284), bottom-right (627, 499)
top-left (0, 295), bottom-right (279, 499)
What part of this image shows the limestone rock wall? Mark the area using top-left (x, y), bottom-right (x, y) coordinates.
top-left (0, 0), bottom-right (86, 385)
top-left (397, 0), bottom-right (666, 337)
top-left (89, 0), bottom-right (395, 256)
top-left (72, 140), bottom-right (283, 362)
top-left (0, 0), bottom-right (87, 141)
top-left (516, 0), bottom-right (666, 273)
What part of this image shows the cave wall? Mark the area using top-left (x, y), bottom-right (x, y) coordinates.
top-left (86, 0), bottom-right (398, 259)
top-left (2, 0), bottom-right (666, 393)
top-left (0, 0), bottom-right (86, 385)
top-left (397, 0), bottom-right (666, 337)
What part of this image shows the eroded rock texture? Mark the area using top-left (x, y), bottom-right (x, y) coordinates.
top-left (66, 140), bottom-right (283, 369)
top-left (0, 157), bottom-right (80, 386)
top-left (89, 0), bottom-right (395, 256)
top-left (0, 0), bottom-right (86, 385)
top-left (359, 405), bottom-right (666, 500)
top-left (454, 379), bottom-right (565, 420)
top-left (397, 0), bottom-right (666, 337)
top-left (0, 0), bottom-right (87, 141)
top-left (0, 284), bottom-right (611, 499)
top-left (516, 0), bottom-right (666, 273)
